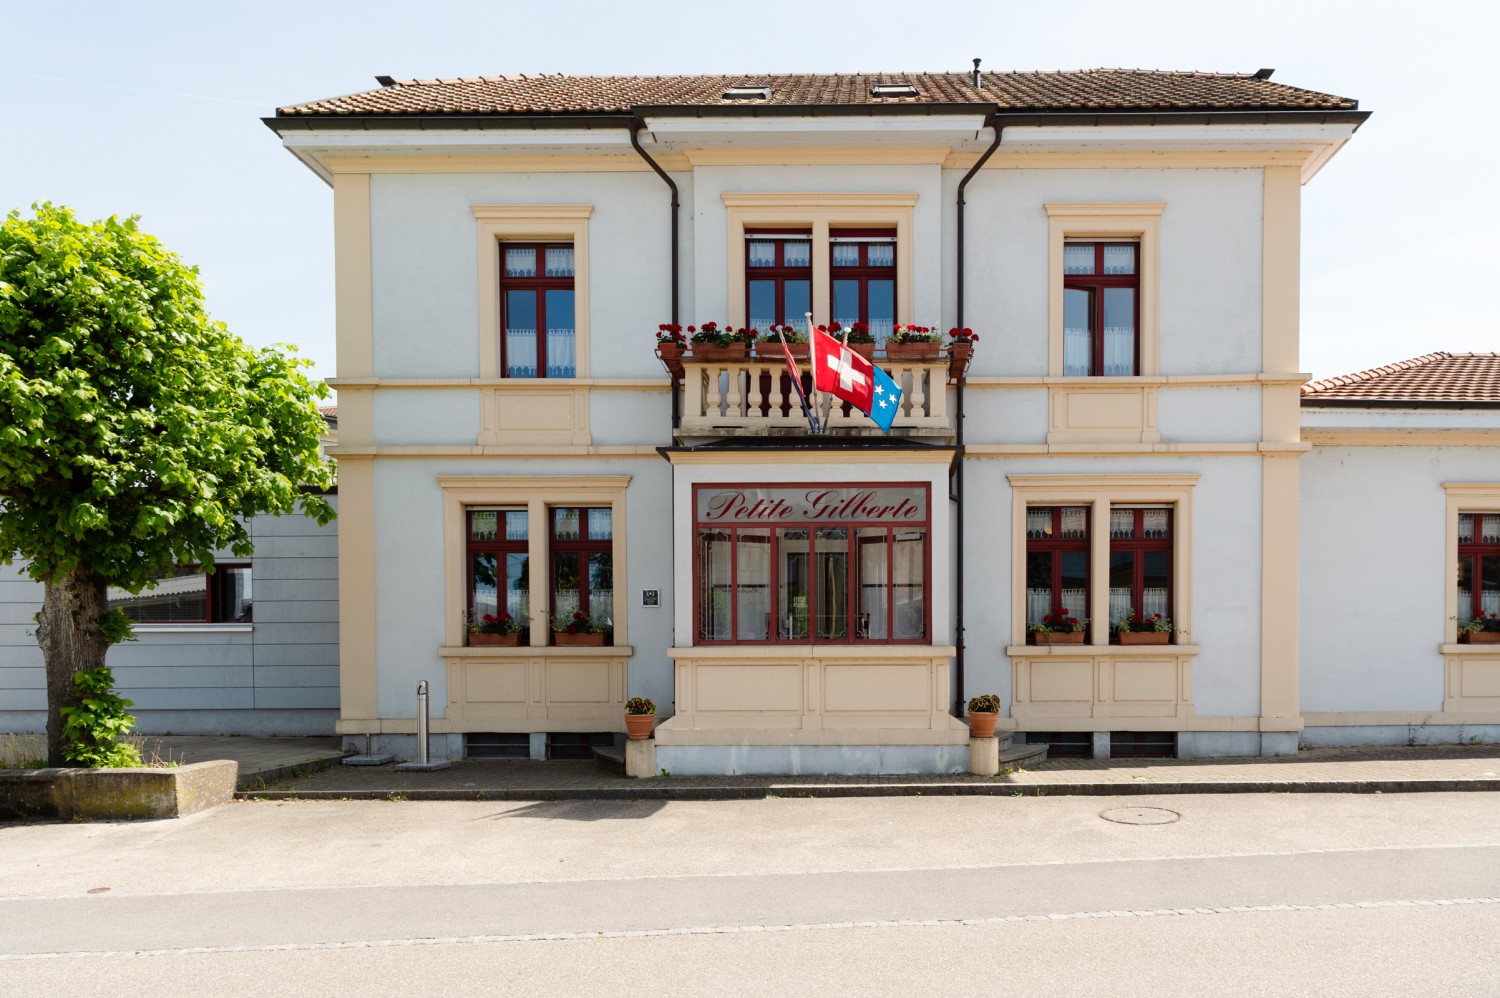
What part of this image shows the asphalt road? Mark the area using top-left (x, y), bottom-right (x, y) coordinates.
top-left (3, 793), bottom-right (1499, 996)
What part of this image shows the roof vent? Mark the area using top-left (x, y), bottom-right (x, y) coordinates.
top-left (1253, 67), bottom-right (1275, 80)
top-left (871, 83), bottom-right (918, 98)
top-left (722, 84), bottom-right (771, 100)
top-left (972, 58), bottom-right (982, 88)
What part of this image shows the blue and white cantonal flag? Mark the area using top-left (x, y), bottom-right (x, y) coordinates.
top-left (867, 365), bottom-right (903, 434)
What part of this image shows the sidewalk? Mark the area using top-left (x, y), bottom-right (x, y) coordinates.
top-left (206, 739), bottom-right (1500, 801)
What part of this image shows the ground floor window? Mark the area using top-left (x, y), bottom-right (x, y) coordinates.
top-left (1457, 511), bottom-right (1500, 624)
top-left (694, 484), bottom-right (928, 643)
top-left (107, 565), bottom-right (252, 624)
top-left (1108, 506), bottom-right (1173, 631)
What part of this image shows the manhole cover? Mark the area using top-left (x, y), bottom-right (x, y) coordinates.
top-left (1100, 806), bottom-right (1180, 825)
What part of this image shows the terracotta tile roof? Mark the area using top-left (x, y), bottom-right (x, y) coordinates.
top-left (319, 404), bottom-right (338, 420)
top-left (1302, 353), bottom-right (1500, 404)
top-left (276, 69), bottom-right (1358, 118)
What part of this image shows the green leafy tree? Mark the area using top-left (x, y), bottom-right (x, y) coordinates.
top-left (0, 203), bottom-right (334, 766)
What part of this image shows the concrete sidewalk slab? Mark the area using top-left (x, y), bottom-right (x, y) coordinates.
top-left (141, 736), bottom-right (347, 788)
top-left (236, 744), bottom-right (1500, 801)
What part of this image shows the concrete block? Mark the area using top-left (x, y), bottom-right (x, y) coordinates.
top-left (1, 760), bottom-right (240, 821)
top-left (529, 733), bottom-right (547, 761)
top-left (625, 738), bottom-right (655, 778)
top-left (968, 736), bottom-right (1000, 776)
top-left (1093, 732), bottom-right (1111, 759)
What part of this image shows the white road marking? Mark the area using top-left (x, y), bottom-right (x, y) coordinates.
top-left (2, 897), bottom-right (1495, 961)
top-left (3, 840), bottom-right (1498, 903)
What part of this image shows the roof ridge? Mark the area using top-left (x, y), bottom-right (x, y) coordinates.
top-left (1302, 351), bottom-right (1454, 395)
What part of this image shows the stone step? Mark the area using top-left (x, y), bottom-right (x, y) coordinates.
top-left (592, 744), bottom-right (626, 775)
top-left (1000, 742), bottom-right (1049, 768)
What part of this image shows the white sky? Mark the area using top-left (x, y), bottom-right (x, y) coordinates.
top-left (2, 0), bottom-right (1494, 383)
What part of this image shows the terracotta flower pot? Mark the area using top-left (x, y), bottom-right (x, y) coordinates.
top-left (885, 342), bottom-right (941, 361)
top-left (554, 631), bottom-right (606, 647)
top-left (1460, 631), bottom-right (1500, 644)
top-left (968, 710), bottom-right (998, 739)
top-left (691, 343), bottom-right (748, 362)
top-left (1118, 631), bottom-right (1170, 645)
top-left (624, 713), bottom-right (655, 740)
top-left (468, 632), bottom-right (519, 647)
top-left (948, 341), bottom-right (973, 379)
top-left (848, 342), bottom-right (876, 361)
top-left (657, 341), bottom-right (683, 361)
top-left (1032, 630), bottom-right (1085, 645)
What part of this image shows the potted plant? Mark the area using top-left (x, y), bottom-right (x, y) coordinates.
top-left (1459, 610), bottom-right (1500, 643)
top-left (948, 327), bottom-right (979, 379)
top-left (552, 609), bottom-right (610, 646)
top-left (689, 321), bottom-right (752, 362)
top-left (885, 324), bottom-right (942, 361)
top-left (755, 323), bottom-right (808, 358)
top-left (1116, 608), bottom-right (1172, 645)
top-left (624, 696), bottom-right (656, 740)
top-left (467, 610), bottom-right (527, 647)
top-left (1028, 609), bottom-right (1087, 645)
top-left (839, 321), bottom-right (876, 360)
top-left (966, 693), bottom-right (1000, 739)
top-left (656, 324), bottom-right (687, 374)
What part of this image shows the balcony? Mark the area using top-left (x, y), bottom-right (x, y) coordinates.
top-left (666, 352), bottom-right (967, 440)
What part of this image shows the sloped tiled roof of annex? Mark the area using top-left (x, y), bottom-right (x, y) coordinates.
top-left (275, 69), bottom-right (1359, 117)
top-left (1302, 353), bottom-right (1500, 404)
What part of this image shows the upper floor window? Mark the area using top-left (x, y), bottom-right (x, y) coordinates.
top-left (502, 242), bottom-right (575, 378)
top-left (746, 231), bottom-right (812, 330)
top-left (1063, 241), bottom-right (1138, 377)
top-left (107, 565), bottom-right (252, 624)
top-left (831, 230), bottom-right (896, 347)
top-left (1458, 512), bottom-right (1500, 626)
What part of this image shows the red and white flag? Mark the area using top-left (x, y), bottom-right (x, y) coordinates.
top-left (812, 327), bottom-right (874, 413)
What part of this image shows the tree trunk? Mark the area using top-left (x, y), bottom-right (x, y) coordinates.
top-left (37, 564), bottom-right (112, 767)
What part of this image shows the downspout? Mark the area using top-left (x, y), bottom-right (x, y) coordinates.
top-left (630, 117), bottom-right (681, 431)
top-left (952, 110), bottom-right (1003, 715)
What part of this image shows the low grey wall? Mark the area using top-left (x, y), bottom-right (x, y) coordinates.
top-left (0, 760), bottom-right (238, 820)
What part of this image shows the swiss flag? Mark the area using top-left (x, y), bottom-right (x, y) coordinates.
top-left (812, 328), bottom-right (874, 413)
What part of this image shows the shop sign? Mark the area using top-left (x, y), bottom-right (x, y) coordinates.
top-left (696, 486), bottom-right (926, 524)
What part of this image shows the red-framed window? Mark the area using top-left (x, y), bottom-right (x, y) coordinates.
top-left (1063, 241), bottom-right (1139, 377)
top-left (746, 230), bottom-right (812, 330)
top-left (1108, 506), bottom-right (1172, 638)
top-left (694, 485), bottom-right (929, 644)
top-left (830, 229), bottom-right (896, 347)
top-left (1025, 506), bottom-right (1089, 628)
top-left (467, 509), bottom-right (530, 632)
top-left (107, 565), bottom-right (252, 624)
top-left (501, 243), bottom-right (575, 378)
top-left (551, 506), bottom-right (614, 636)
top-left (1458, 512), bottom-right (1500, 623)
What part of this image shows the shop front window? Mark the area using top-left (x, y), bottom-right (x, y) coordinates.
top-left (694, 485), bottom-right (929, 644)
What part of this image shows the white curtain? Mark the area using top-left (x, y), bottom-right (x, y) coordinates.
top-left (1064, 326), bottom-right (1091, 376)
top-left (1102, 326), bottom-right (1133, 375)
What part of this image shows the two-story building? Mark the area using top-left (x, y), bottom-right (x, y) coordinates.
top-left (252, 66), bottom-right (1393, 773)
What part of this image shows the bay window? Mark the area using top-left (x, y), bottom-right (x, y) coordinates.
top-left (108, 565), bottom-right (252, 624)
top-left (1063, 241), bottom-right (1139, 376)
top-left (502, 242), bottom-right (575, 378)
top-left (695, 485), bottom-right (929, 644)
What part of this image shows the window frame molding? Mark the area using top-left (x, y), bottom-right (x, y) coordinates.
top-left (1443, 483), bottom-right (1500, 644)
top-left (723, 193), bottom-right (916, 331)
top-left (441, 475), bottom-right (630, 649)
top-left (1009, 474), bottom-right (1197, 647)
top-left (1044, 203), bottom-right (1164, 378)
top-left (473, 206), bottom-right (593, 380)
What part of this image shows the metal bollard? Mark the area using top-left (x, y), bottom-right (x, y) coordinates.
top-left (415, 680), bottom-right (430, 766)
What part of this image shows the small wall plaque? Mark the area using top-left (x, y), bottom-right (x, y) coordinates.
top-left (641, 589), bottom-right (660, 607)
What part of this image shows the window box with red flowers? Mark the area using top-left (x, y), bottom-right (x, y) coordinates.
top-left (1116, 608), bottom-right (1173, 645)
top-left (1028, 610), bottom-right (1087, 645)
top-left (884, 324), bottom-right (942, 361)
top-left (655, 324), bottom-right (687, 375)
top-left (467, 610), bottom-right (528, 647)
top-left (948, 327), bottom-right (979, 379)
top-left (754, 323), bottom-right (808, 358)
top-left (1459, 611), bottom-right (1500, 644)
top-left (552, 610), bottom-right (612, 647)
top-left (825, 321), bottom-right (875, 360)
top-left (688, 322), bottom-right (754, 361)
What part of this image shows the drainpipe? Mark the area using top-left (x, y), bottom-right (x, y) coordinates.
top-left (952, 112), bottom-right (1003, 715)
top-left (630, 117), bottom-right (681, 431)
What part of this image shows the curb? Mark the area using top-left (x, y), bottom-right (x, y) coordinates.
top-left (236, 752), bottom-right (355, 791)
top-left (234, 777), bottom-right (1500, 802)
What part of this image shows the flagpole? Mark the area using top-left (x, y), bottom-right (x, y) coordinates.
top-left (777, 322), bottom-right (819, 434)
top-left (804, 312), bottom-right (823, 434)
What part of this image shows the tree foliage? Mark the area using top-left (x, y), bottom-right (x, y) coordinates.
top-left (0, 202), bottom-right (334, 765)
